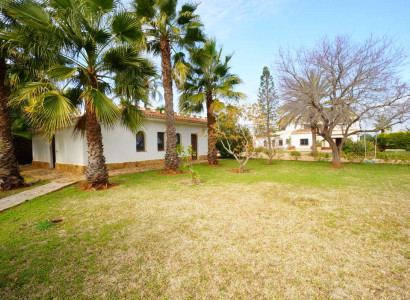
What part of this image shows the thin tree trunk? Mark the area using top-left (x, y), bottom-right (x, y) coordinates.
top-left (266, 115), bottom-right (272, 165)
top-left (206, 90), bottom-right (218, 166)
top-left (160, 38), bottom-right (179, 172)
top-left (0, 55), bottom-right (25, 191)
top-left (85, 79), bottom-right (109, 189)
top-left (311, 126), bottom-right (317, 155)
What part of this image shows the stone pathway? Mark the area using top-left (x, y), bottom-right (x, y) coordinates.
top-left (0, 181), bottom-right (76, 212)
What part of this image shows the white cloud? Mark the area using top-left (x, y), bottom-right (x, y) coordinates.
top-left (196, 0), bottom-right (287, 38)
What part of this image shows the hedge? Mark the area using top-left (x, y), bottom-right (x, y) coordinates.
top-left (377, 132), bottom-right (410, 151)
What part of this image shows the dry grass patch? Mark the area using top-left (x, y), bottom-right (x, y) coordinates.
top-left (0, 160), bottom-right (409, 299)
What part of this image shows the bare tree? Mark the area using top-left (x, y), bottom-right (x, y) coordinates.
top-left (277, 36), bottom-right (410, 167)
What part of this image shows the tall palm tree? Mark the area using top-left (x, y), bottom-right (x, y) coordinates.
top-left (179, 39), bottom-right (244, 165)
top-left (133, 0), bottom-right (204, 172)
top-left (7, 0), bottom-right (155, 189)
top-left (0, 50), bottom-right (24, 191)
top-left (0, 2), bottom-right (51, 191)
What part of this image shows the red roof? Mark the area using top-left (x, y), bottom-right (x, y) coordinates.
top-left (291, 129), bottom-right (311, 134)
top-left (142, 110), bottom-right (207, 124)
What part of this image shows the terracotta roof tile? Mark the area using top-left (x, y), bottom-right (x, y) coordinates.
top-left (142, 111), bottom-right (207, 124)
top-left (291, 129), bottom-right (311, 134)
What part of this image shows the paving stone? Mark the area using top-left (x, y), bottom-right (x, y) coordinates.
top-left (0, 181), bottom-right (75, 212)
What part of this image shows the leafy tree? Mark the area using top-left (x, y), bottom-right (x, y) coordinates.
top-left (7, 0), bottom-right (155, 189)
top-left (179, 39), bottom-right (244, 166)
top-left (256, 66), bottom-right (279, 164)
top-left (133, 0), bottom-right (204, 172)
top-left (214, 103), bottom-right (255, 173)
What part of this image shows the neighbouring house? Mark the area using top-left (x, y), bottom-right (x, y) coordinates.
top-left (254, 122), bottom-right (361, 151)
top-left (32, 108), bottom-right (208, 173)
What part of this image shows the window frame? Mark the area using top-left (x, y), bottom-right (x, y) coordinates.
top-left (300, 138), bottom-right (309, 146)
top-left (136, 131), bottom-right (145, 152)
top-left (157, 132), bottom-right (165, 151)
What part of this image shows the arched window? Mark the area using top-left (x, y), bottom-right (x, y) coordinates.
top-left (176, 133), bottom-right (181, 145)
top-left (136, 131), bottom-right (145, 152)
top-left (263, 140), bottom-right (268, 147)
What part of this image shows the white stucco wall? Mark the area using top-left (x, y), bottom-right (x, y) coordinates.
top-left (32, 134), bottom-right (52, 166)
top-left (54, 126), bottom-right (88, 166)
top-left (102, 118), bottom-right (207, 164)
top-left (32, 118), bottom-right (208, 167)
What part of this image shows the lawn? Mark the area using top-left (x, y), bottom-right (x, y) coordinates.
top-left (0, 160), bottom-right (409, 299)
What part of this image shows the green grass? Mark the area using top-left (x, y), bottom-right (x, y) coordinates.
top-left (0, 160), bottom-right (409, 298)
top-left (382, 150), bottom-right (410, 156)
top-left (0, 177), bottom-right (48, 199)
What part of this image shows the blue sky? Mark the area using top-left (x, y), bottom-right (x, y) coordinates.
top-left (195, 0), bottom-right (410, 103)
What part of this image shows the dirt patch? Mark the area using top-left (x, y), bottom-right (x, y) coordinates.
top-left (77, 182), bottom-right (118, 191)
top-left (230, 169), bottom-right (253, 174)
top-left (157, 171), bottom-right (188, 176)
top-left (181, 180), bottom-right (204, 186)
top-left (291, 196), bottom-right (319, 207)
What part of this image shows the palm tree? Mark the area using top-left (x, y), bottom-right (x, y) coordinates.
top-left (7, 0), bottom-right (155, 189)
top-left (178, 39), bottom-right (244, 165)
top-left (0, 2), bottom-right (50, 191)
top-left (373, 115), bottom-right (393, 133)
top-left (133, 0), bottom-right (204, 172)
top-left (278, 70), bottom-right (328, 155)
top-left (0, 51), bottom-right (24, 191)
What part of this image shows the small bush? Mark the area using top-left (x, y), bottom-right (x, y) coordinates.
top-left (290, 151), bottom-right (301, 160)
top-left (342, 140), bottom-right (375, 156)
top-left (313, 152), bottom-right (330, 161)
top-left (176, 145), bottom-right (200, 184)
top-left (342, 139), bottom-right (355, 154)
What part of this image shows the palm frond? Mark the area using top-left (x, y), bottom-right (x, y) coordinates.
top-left (47, 65), bottom-right (77, 80)
top-left (112, 12), bottom-right (143, 43)
top-left (83, 88), bottom-right (120, 126)
top-left (119, 98), bottom-right (145, 133)
top-left (29, 91), bottom-right (78, 140)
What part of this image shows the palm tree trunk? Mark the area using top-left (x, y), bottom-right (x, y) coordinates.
top-left (206, 90), bottom-right (218, 166)
top-left (0, 55), bottom-right (24, 191)
top-left (84, 80), bottom-right (109, 189)
top-left (311, 126), bottom-right (317, 155)
top-left (160, 38), bottom-right (179, 172)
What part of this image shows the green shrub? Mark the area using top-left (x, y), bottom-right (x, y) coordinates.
top-left (290, 151), bottom-right (301, 160)
top-left (313, 152), bottom-right (330, 161)
top-left (377, 131), bottom-right (410, 151)
top-left (342, 139), bottom-right (355, 154)
top-left (343, 140), bottom-right (375, 156)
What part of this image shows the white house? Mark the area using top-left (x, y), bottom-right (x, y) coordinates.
top-left (32, 109), bottom-right (208, 173)
top-left (254, 122), bottom-right (361, 151)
